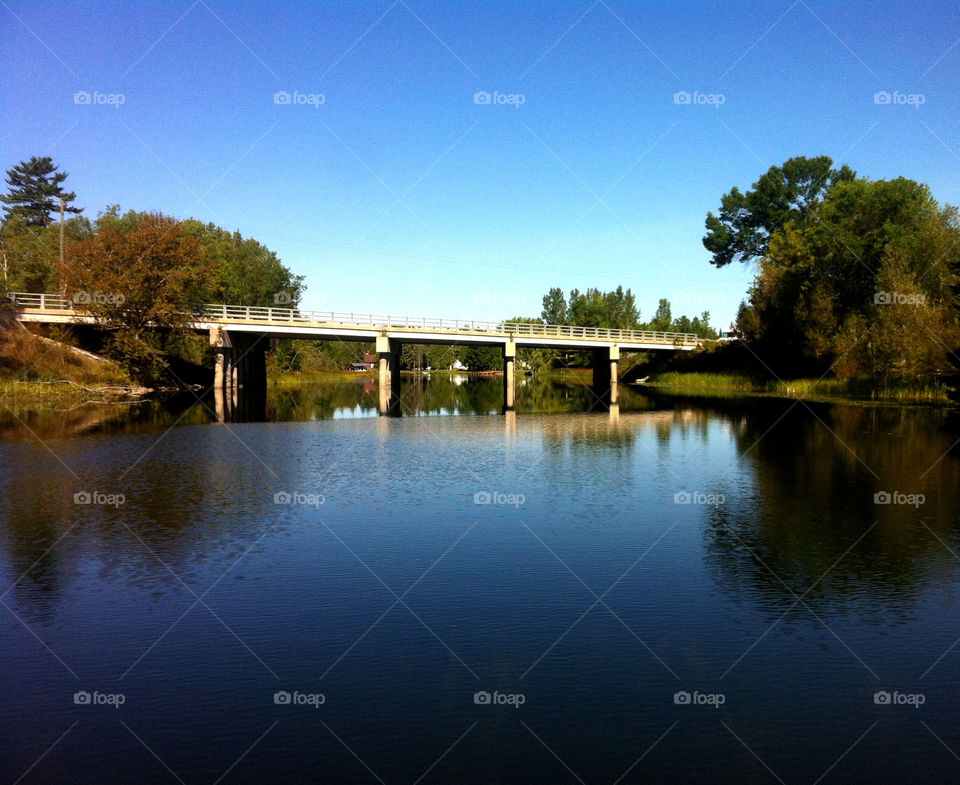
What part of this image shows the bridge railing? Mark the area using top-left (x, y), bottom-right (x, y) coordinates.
top-left (7, 292), bottom-right (699, 345)
top-left (198, 306), bottom-right (698, 343)
top-left (7, 292), bottom-right (73, 310)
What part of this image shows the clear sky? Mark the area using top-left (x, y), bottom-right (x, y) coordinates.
top-left (2, 1), bottom-right (958, 329)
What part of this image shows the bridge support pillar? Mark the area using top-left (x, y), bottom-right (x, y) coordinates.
top-left (376, 335), bottom-right (402, 417)
top-left (591, 345), bottom-right (619, 410)
top-left (503, 340), bottom-right (516, 412)
top-left (210, 329), bottom-right (266, 422)
top-left (211, 327), bottom-right (234, 422)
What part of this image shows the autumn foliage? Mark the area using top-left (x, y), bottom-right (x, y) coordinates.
top-left (59, 212), bottom-right (213, 379)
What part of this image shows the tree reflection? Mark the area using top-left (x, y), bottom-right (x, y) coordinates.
top-left (682, 396), bottom-right (960, 617)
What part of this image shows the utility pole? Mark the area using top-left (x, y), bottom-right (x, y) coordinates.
top-left (59, 197), bottom-right (65, 295)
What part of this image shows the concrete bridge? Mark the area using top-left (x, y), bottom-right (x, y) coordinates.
top-left (8, 293), bottom-right (700, 420)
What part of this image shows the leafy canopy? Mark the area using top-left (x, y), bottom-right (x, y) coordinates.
top-left (703, 156), bottom-right (855, 268)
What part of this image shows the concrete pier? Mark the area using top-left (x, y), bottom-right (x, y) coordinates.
top-left (210, 328), bottom-right (267, 422)
top-left (503, 340), bottom-right (516, 412)
top-left (376, 335), bottom-right (402, 416)
top-left (591, 345), bottom-right (619, 410)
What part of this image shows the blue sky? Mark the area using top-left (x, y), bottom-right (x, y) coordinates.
top-left (2, 1), bottom-right (959, 329)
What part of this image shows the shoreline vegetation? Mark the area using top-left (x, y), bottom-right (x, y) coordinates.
top-left (0, 365), bottom-right (952, 412)
top-left (640, 371), bottom-right (951, 405)
top-left (266, 367), bottom-right (951, 406)
top-left (0, 325), bottom-right (953, 412)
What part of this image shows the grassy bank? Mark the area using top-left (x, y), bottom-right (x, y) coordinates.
top-left (0, 327), bottom-right (148, 410)
top-left (0, 379), bottom-right (150, 412)
top-left (644, 371), bottom-right (952, 404)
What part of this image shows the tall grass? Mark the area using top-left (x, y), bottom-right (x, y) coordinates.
top-left (646, 372), bottom-right (758, 391)
top-left (647, 371), bottom-right (952, 404)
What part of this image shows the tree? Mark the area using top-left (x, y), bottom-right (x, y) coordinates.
top-left (567, 286), bottom-right (639, 329)
top-left (183, 220), bottom-right (304, 307)
top-left (703, 156), bottom-right (855, 268)
top-left (541, 287), bottom-right (568, 324)
top-left (1, 157), bottom-right (82, 228)
top-left (649, 298), bottom-right (672, 331)
top-left (0, 213), bottom-right (92, 293)
top-left (59, 212), bottom-right (214, 380)
top-left (461, 344), bottom-right (503, 371)
top-left (732, 173), bottom-right (960, 380)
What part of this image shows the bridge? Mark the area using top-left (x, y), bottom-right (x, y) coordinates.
top-left (8, 292), bottom-right (700, 419)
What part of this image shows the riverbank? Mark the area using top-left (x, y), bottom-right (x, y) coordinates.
top-left (0, 379), bottom-right (153, 413)
top-left (642, 371), bottom-right (952, 405)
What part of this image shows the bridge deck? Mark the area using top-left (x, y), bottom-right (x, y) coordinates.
top-left (7, 293), bottom-right (699, 351)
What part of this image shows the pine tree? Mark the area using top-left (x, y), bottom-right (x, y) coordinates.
top-left (1, 157), bottom-right (82, 228)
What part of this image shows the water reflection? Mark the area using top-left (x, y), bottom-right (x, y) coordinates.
top-left (666, 396), bottom-right (960, 618)
top-left (3, 381), bottom-right (960, 783)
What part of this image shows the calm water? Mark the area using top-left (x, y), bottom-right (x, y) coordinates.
top-left (2, 377), bottom-right (960, 783)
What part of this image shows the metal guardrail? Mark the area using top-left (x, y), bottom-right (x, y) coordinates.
top-left (6, 292), bottom-right (699, 345)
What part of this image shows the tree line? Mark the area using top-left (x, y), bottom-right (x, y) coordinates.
top-left (1, 156), bottom-right (303, 381)
top-left (6, 154), bottom-right (958, 398)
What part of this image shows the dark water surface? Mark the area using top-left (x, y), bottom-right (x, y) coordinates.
top-left (2, 377), bottom-right (960, 783)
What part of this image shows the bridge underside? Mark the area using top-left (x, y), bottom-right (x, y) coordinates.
top-left (374, 336), bottom-right (621, 417)
top-left (209, 328), bottom-right (268, 422)
top-left (205, 329), bottom-right (625, 420)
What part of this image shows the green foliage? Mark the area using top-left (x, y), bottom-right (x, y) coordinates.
top-left (1, 157), bottom-right (82, 228)
top-left (461, 344), bottom-right (503, 371)
top-left (648, 298), bottom-right (672, 331)
top-left (671, 310), bottom-right (718, 339)
top-left (703, 155), bottom-right (855, 268)
top-left (182, 220), bottom-right (304, 307)
top-left (103, 331), bottom-right (168, 384)
top-left (541, 287), bottom-right (568, 324)
top-left (732, 168), bottom-right (960, 381)
top-left (270, 339), bottom-right (374, 372)
top-left (567, 286), bottom-right (639, 329)
top-left (0, 212), bottom-right (92, 294)
top-left (399, 343), bottom-right (458, 370)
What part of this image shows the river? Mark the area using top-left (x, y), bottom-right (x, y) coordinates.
top-left (2, 376), bottom-right (959, 783)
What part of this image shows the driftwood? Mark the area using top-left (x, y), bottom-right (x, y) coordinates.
top-left (29, 379), bottom-right (152, 395)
